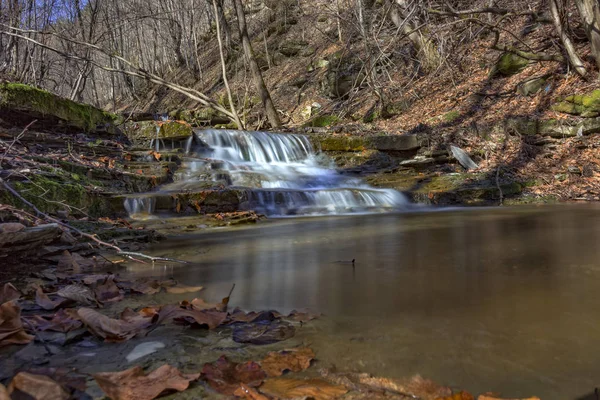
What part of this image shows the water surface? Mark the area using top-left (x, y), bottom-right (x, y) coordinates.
top-left (139, 205), bottom-right (600, 399)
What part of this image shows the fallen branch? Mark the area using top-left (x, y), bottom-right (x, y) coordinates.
top-left (0, 177), bottom-right (187, 264)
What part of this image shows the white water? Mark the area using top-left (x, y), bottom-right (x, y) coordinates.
top-left (125, 129), bottom-right (408, 217)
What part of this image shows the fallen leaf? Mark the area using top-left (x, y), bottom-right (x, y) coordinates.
top-left (130, 279), bottom-right (162, 295)
top-left (0, 283), bottom-right (21, 303)
top-left (57, 284), bottom-right (98, 306)
top-left (286, 309), bottom-right (320, 322)
top-left (0, 222), bottom-right (25, 233)
top-left (260, 347), bottom-right (315, 377)
top-left (477, 395), bottom-right (541, 400)
top-left (0, 383), bottom-right (8, 400)
top-left (321, 371), bottom-right (451, 400)
top-left (201, 356), bottom-right (266, 395)
top-left (233, 320), bottom-right (295, 345)
top-left (226, 308), bottom-right (278, 324)
top-left (7, 372), bottom-right (69, 400)
top-left (36, 286), bottom-right (70, 311)
top-left (259, 378), bottom-right (348, 400)
top-left (233, 383), bottom-right (269, 400)
top-left (94, 276), bottom-right (124, 303)
top-left (437, 391), bottom-right (475, 400)
top-left (82, 274), bottom-right (113, 285)
top-left (23, 309), bottom-right (82, 333)
top-left (165, 284), bottom-right (204, 294)
top-left (78, 308), bottom-right (151, 342)
top-left (0, 301), bottom-right (33, 347)
top-left (94, 364), bottom-right (200, 400)
top-left (155, 304), bottom-right (226, 330)
top-left (25, 367), bottom-right (87, 392)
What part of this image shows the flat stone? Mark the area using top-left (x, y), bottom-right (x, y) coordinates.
top-left (311, 133), bottom-right (420, 152)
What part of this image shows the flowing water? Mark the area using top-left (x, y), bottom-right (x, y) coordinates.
top-left (134, 205), bottom-right (600, 400)
top-left (125, 129), bottom-right (407, 217)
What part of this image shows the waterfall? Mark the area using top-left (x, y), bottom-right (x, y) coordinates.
top-left (125, 129), bottom-right (409, 218)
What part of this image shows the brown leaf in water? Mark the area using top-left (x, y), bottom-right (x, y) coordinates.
top-left (35, 286), bottom-right (71, 311)
top-left (233, 383), bottom-right (269, 400)
top-left (201, 355), bottom-right (266, 395)
top-left (0, 301), bottom-right (33, 347)
top-left (286, 309), bottom-right (320, 322)
top-left (259, 378), bottom-right (348, 400)
top-left (0, 383), bottom-right (8, 400)
top-left (155, 304), bottom-right (226, 330)
top-left (23, 309), bottom-right (82, 333)
top-left (437, 391), bottom-right (475, 400)
top-left (0, 283), bottom-right (21, 304)
top-left (94, 364), bottom-right (200, 400)
top-left (164, 284), bottom-right (204, 294)
top-left (226, 308), bottom-right (278, 324)
top-left (477, 395), bottom-right (541, 400)
top-left (57, 284), bottom-right (98, 306)
top-left (82, 274), bottom-right (113, 285)
top-left (321, 371), bottom-right (451, 400)
top-left (94, 276), bottom-right (125, 303)
top-left (77, 308), bottom-right (151, 342)
top-left (232, 320), bottom-right (295, 345)
top-left (7, 372), bottom-right (70, 400)
top-left (130, 279), bottom-right (162, 295)
top-left (260, 347), bottom-right (315, 377)
top-left (25, 367), bottom-right (87, 392)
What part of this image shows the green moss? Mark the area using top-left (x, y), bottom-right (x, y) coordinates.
top-left (442, 110), bottom-right (460, 122)
top-left (305, 115), bottom-right (340, 127)
top-left (0, 83), bottom-right (116, 131)
top-left (491, 53), bottom-right (530, 77)
top-left (552, 89), bottom-right (600, 117)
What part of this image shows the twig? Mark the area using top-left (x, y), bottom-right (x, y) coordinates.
top-left (22, 317), bottom-right (53, 355)
top-left (0, 120), bottom-right (37, 165)
top-left (0, 178), bottom-right (187, 264)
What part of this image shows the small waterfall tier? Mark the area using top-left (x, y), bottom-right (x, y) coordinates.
top-left (125, 129), bottom-right (409, 218)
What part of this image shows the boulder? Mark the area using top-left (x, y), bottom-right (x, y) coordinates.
top-left (517, 75), bottom-right (550, 96)
top-left (491, 53), bottom-right (530, 77)
top-left (0, 83), bottom-right (117, 132)
top-left (551, 89), bottom-right (600, 117)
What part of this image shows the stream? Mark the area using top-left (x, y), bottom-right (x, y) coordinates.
top-left (132, 205), bottom-right (600, 399)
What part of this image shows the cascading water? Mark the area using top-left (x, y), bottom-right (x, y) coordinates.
top-left (126, 129), bottom-right (409, 217)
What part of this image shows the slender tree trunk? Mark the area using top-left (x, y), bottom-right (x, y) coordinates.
top-left (549, 0), bottom-right (587, 77)
top-left (574, 0), bottom-right (600, 72)
top-left (212, 0), bottom-right (243, 129)
top-left (232, 0), bottom-right (281, 128)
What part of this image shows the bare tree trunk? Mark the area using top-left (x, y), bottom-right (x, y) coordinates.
top-left (232, 0), bottom-right (281, 128)
top-left (550, 0), bottom-right (587, 77)
top-left (212, 0), bottom-right (243, 129)
top-left (574, 0), bottom-right (600, 72)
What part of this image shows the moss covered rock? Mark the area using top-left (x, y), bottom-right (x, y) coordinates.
top-left (491, 53), bottom-right (530, 77)
top-left (305, 115), bottom-right (340, 127)
top-left (310, 133), bottom-right (420, 152)
top-left (552, 89), bottom-right (600, 117)
top-left (0, 83), bottom-right (116, 132)
top-left (123, 120), bottom-right (194, 147)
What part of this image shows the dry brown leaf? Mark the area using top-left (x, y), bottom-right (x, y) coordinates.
top-left (477, 395), bottom-right (541, 400)
top-left (0, 383), bottom-right (8, 400)
top-left (7, 372), bottom-right (69, 400)
top-left (94, 364), bottom-right (199, 400)
top-left (234, 383), bottom-right (269, 400)
top-left (286, 309), bottom-right (320, 322)
top-left (259, 378), bottom-right (348, 400)
top-left (94, 276), bottom-right (124, 303)
top-left (0, 222), bottom-right (25, 233)
top-left (165, 284), bottom-right (204, 294)
top-left (130, 279), bottom-right (162, 295)
top-left (321, 372), bottom-right (451, 400)
top-left (0, 283), bottom-right (21, 304)
top-left (436, 391), bottom-right (475, 400)
top-left (0, 301), bottom-right (33, 347)
top-left (78, 308), bottom-right (151, 342)
top-left (201, 356), bottom-right (266, 395)
top-left (260, 347), bottom-right (315, 377)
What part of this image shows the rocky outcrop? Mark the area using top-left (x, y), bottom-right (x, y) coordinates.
top-left (309, 133), bottom-right (420, 152)
top-left (0, 83), bottom-right (117, 132)
top-left (122, 120), bottom-right (194, 147)
top-left (490, 53), bottom-right (530, 77)
top-left (504, 116), bottom-right (600, 138)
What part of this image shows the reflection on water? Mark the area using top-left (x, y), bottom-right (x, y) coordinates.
top-left (141, 206), bottom-right (600, 399)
